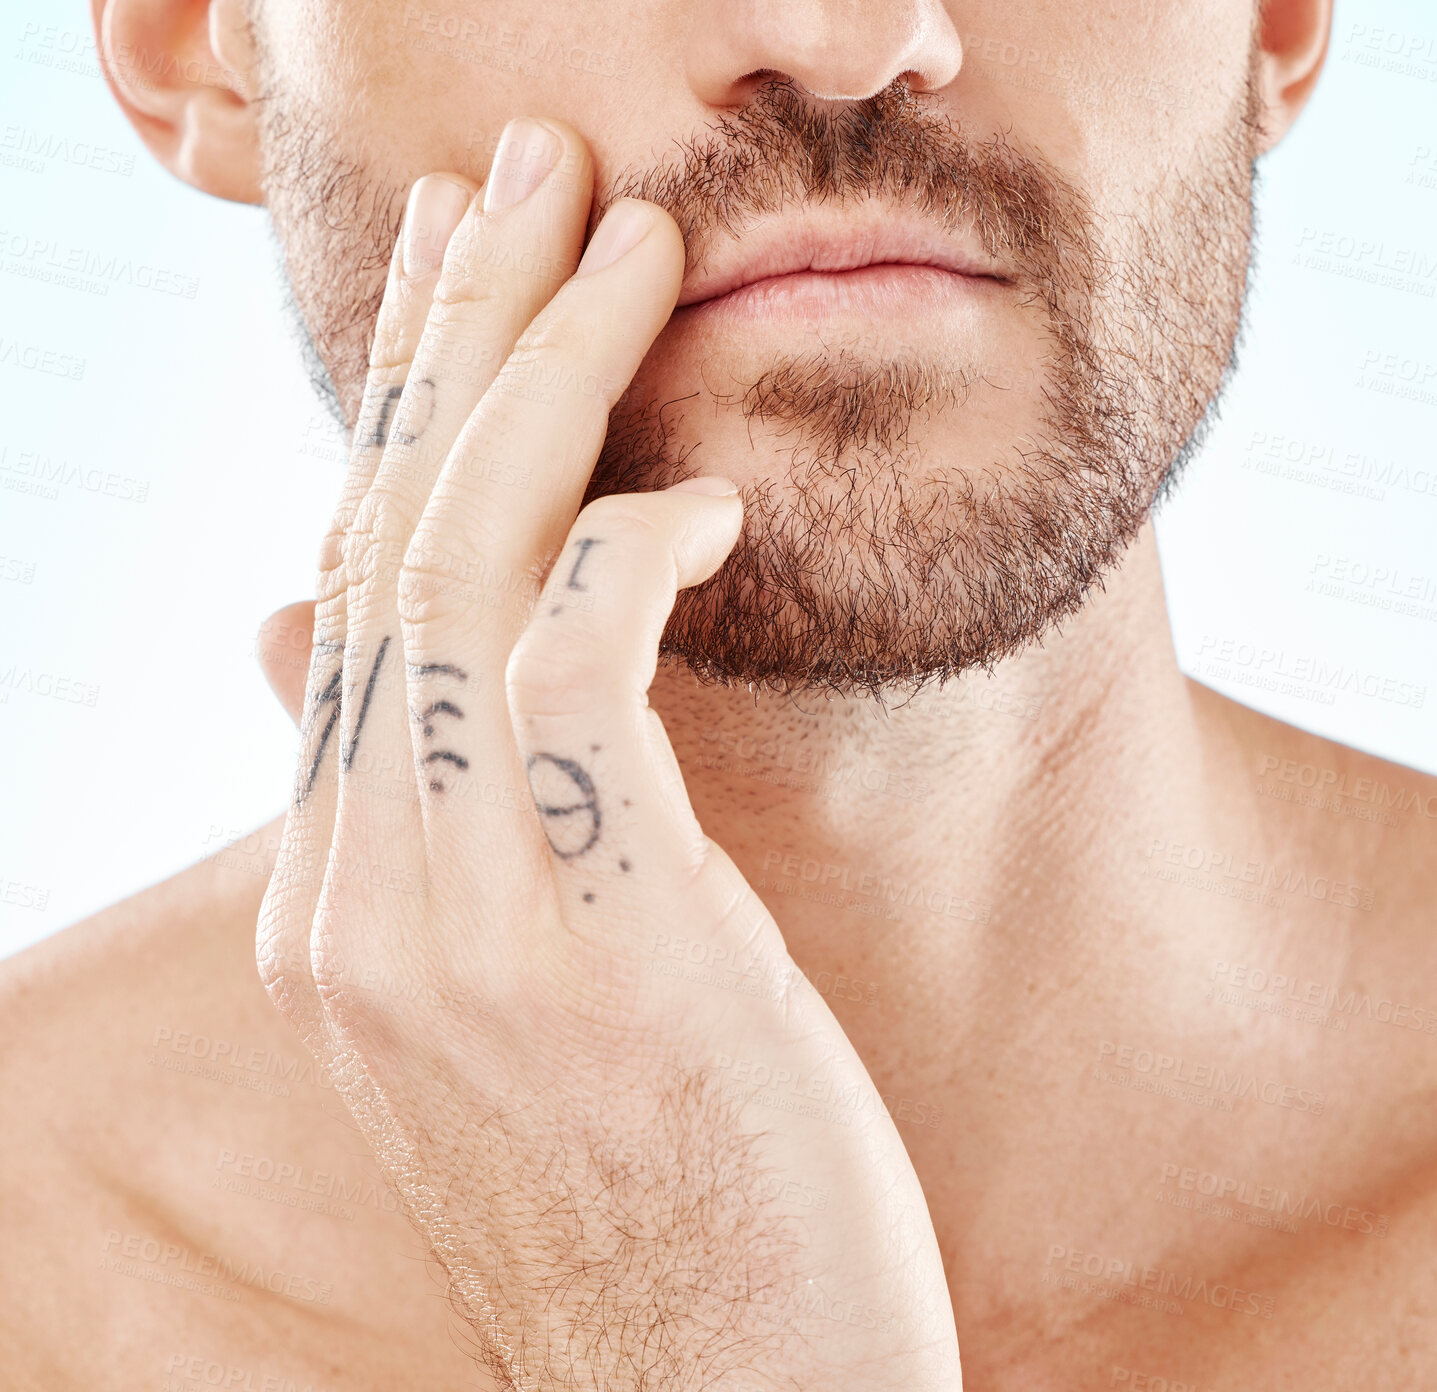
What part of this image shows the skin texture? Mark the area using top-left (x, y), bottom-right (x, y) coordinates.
top-left (251, 153), bottom-right (963, 1389)
top-left (7, 0), bottom-right (1437, 1389)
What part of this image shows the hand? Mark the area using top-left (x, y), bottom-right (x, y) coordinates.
top-left (257, 117), bottom-right (961, 1391)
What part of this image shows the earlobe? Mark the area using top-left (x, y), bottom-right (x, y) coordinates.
top-left (1253, 0), bottom-right (1334, 154)
top-left (92, 0), bottom-right (263, 203)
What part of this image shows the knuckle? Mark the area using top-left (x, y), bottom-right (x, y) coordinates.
top-left (439, 224), bottom-right (573, 299)
top-left (398, 530), bottom-right (481, 631)
top-left (574, 494), bottom-right (661, 542)
top-left (344, 487), bottom-right (412, 588)
top-left (308, 590), bottom-right (347, 655)
top-left (255, 889), bottom-right (315, 1014)
top-left (496, 329), bottom-right (624, 416)
top-left (430, 269), bottom-right (507, 317)
top-left (398, 514), bottom-right (535, 631)
top-left (315, 524), bottom-right (347, 590)
top-left (308, 927), bottom-right (418, 1052)
top-left (506, 628), bottom-right (616, 720)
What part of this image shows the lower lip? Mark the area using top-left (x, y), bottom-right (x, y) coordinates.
top-left (675, 263), bottom-right (1007, 324)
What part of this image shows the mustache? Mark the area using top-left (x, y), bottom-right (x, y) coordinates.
top-left (591, 77), bottom-right (1095, 292)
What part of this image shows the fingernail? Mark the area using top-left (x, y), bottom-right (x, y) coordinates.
top-left (669, 475), bottom-right (738, 496)
top-left (575, 201), bottom-right (653, 277)
top-left (401, 175), bottom-right (473, 278)
top-left (483, 117), bottom-right (562, 215)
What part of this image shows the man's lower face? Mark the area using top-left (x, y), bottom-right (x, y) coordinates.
top-left (258, 44), bottom-right (1260, 697)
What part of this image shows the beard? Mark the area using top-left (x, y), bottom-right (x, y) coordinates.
top-left (254, 48), bottom-right (1262, 699)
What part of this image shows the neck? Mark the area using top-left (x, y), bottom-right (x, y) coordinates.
top-left (650, 521), bottom-right (1215, 977)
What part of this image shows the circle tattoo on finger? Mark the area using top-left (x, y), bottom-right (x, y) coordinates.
top-left (525, 752), bottom-right (601, 859)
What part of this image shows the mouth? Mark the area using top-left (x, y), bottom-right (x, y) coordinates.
top-left (674, 205), bottom-right (1014, 322)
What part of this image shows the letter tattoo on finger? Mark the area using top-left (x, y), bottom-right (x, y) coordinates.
top-left (340, 636), bottom-right (391, 772)
top-left (409, 662), bottom-right (469, 792)
top-left (392, 377), bottom-right (437, 446)
top-left (565, 537), bottom-right (602, 591)
top-left (361, 385), bottom-right (404, 450)
top-left (298, 640), bottom-right (345, 803)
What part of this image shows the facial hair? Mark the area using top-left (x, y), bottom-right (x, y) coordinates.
top-left (252, 49), bottom-right (1262, 699)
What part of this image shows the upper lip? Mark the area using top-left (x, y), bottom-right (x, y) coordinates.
top-left (675, 204), bottom-right (1012, 308)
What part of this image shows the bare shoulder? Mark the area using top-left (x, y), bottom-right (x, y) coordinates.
top-left (1189, 677), bottom-right (1437, 921)
top-left (0, 819), bottom-right (481, 1390)
top-left (0, 817), bottom-right (283, 1058)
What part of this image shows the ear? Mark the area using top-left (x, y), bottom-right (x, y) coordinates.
top-left (91, 0), bottom-right (262, 203)
top-left (1253, 0), bottom-right (1333, 153)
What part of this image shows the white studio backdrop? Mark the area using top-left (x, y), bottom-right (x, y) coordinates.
top-left (1, 0), bottom-right (1434, 956)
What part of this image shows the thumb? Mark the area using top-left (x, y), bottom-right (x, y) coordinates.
top-left (256, 601), bottom-right (315, 726)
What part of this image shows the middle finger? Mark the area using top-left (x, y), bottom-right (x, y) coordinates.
top-left (316, 120), bottom-right (596, 987)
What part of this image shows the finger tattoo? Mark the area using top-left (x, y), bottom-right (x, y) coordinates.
top-left (526, 752), bottom-right (601, 859)
top-left (392, 376), bottom-right (436, 446)
top-left (409, 663), bottom-right (469, 793)
top-left (361, 385), bottom-right (404, 450)
top-left (564, 537), bottom-right (602, 592)
top-left (298, 648), bottom-right (344, 803)
top-left (340, 636), bottom-right (391, 772)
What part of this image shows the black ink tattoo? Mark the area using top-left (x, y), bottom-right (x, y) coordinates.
top-left (583, 892), bottom-right (596, 904)
top-left (299, 666), bottom-right (343, 801)
top-left (526, 752), bottom-right (601, 859)
top-left (340, 637), bottom-right (390, 772)
top-left (363, 385), bottom-right (403, 449)
top-left (419, 699), bottom-right (464, 737)
top-left (393, 377), bottom-right (436, 446)
top-left (565, 537), bottom-right (602, 591)
top-left (410, 663), bottom-right (469, 793)
top-left (425, 750), bottom-right (469, 769)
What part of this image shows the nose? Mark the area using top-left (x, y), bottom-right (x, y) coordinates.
top-left (686, 0), bottom-right (964, 105)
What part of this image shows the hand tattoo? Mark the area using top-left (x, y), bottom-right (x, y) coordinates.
top-left (410, 662), bottom-right (469, 792)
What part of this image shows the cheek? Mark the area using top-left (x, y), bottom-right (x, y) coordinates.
top-left (952, 1), bottom-right (1255, 216)
top-left (300, 1), bottom-right (657, 186)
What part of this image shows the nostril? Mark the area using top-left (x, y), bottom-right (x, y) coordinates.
top-left (740, 67), bottom-right (790, 93)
